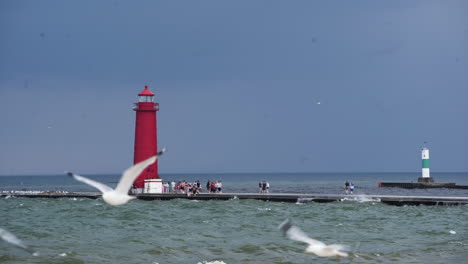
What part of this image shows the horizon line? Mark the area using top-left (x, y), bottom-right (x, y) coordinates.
top-left (1, 171), bottom-right (467, 177)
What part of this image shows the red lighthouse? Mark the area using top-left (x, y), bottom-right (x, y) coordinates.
top-left (133, 84), bottom-right (159, 189)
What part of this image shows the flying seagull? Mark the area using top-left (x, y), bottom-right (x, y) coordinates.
top-left (0, 227), bottom-right (39, 256)
top-left (67, 148), bottom-right (166, 206)
top-left (279, 219), bottom-right (348, 257)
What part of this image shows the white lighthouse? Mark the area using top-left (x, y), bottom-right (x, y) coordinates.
top-left (418, 147), bottom-right (433, 183)
top-left (421, 148), bottom-right (430, 178)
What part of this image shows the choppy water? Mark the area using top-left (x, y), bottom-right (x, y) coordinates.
top-left (1, 172), bottom-right (468, 196)
top-left (1, 173), bottom-right (467, 263)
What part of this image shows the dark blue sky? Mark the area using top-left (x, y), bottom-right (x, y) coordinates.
top-left (0, 0), bottom-right (467, 175)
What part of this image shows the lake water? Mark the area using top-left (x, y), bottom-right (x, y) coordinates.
top-left (1, 172), bottom-right (467, 263)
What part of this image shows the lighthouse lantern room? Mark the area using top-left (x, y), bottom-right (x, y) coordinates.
top-left (133, 85), bottom-right (160, 193)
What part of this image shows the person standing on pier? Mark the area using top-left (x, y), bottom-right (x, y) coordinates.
top-left (196, 180), bottom-right (201, 192)
top-left (344, 181), bottom-right (350, 194)
top-left (262, 181), bottom-right (267, 193)
top-left (217, 181), bottom-right (223, 193)
top-left (170, 181), bottom-right (176, 193)
top-left (350, 183), bottom-right (355, 194)
top-left (206, 180), bottom-right (211, 193)
top-left (210, 181), bottom-right (216, 193)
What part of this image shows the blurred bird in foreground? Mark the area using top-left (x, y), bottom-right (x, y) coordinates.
top-left (0, 227), bottom-right (39, 256)
top-left (68, 147), bottom-right (166, 206)
top-left (279, 219), bottom-right (348, 257)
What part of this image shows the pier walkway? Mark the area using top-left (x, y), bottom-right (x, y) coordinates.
top-left (2, 191), bottom-right (468, 206)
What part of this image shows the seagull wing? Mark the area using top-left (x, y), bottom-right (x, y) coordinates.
top-left (0, 228), bottom-right (28, 250)
top-left (67, 172), bottom-right (113, 193)
top-left (114, 149), bottom-right (165, 194)
top-left (287, 226), bottom-right (327, 247)
top-left (279, 220), bottom-right (326, 247)
top-left (0, 228), bottom-right (38, 255)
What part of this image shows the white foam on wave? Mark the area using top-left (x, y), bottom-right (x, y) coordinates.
top-left (449, 230), bottom-right (456, 234)
top-left (197, 261), bottom-right (227, 264)
top-left (449, 241), bottom-right (467, 246)
top-left (257, 207), bottom-right (271, 211)
top-left (341, 195), bottom-right (381, 203)
top-left (296, 198), bottom-right (314, 204)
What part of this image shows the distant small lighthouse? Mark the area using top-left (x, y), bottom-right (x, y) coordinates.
top-left (418, 147), bottom-right (433, 183)
top-left (133, 85), bottom-right (160, 190)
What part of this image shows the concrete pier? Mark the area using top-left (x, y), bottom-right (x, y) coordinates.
top-left (1, 192), bottom-right (101, 199)
top-left (2, 191), bottom-right (468, 206)
top-left (378, 182), bottom-right (468, 189)
top-left (136, 193), bottom-right (468, 206)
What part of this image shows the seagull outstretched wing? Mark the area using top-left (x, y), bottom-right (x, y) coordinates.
top-left (114, 148), bottom-right (166, 194)
top-left (287, 225), bottom-right (327, 248)
top-left (0, 227), bottom-right (38, 255)
top-left (67, 172), bottom-right (113, 193)
top-left (279, 219), bottom-right (348, 257)
top-left (280, 219), bottom-right (326, 247)
top-left (114, 156), bottom-right (156, 194)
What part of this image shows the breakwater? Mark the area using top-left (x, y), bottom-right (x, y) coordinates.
top-left (378, 182), bottom-right (468, 189)
top-left (2, 191), bottom-right (468, 206)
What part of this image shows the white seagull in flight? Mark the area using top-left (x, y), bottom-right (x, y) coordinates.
top-left (279, 219), bottom-right (348, 257)
top-left (0, 227), bottom-right (39, 256)
top-left (67, 148), bottom-right (166, 206)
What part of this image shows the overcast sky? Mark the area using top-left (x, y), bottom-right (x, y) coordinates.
top-left (0, 0), bottom-right (467, 175)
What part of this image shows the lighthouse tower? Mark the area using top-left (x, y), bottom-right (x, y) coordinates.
top-left (418, 147), bottom-right (433, 183)
top-left (133, 85), bottom-right (159, 191)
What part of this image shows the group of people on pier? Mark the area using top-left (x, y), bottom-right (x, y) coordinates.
top-left (161, 180), bottom-right (223, 195)
top-left (159, 180), bottom-right (355, 195)
top-left (259, 181), bottom-right (270, 193)
top-left (161, 180), bottom-right (201, 194)
top-left (205, 180), bottom-right (223, 193)
top-left (344, 181), bottom-right (355, 194)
